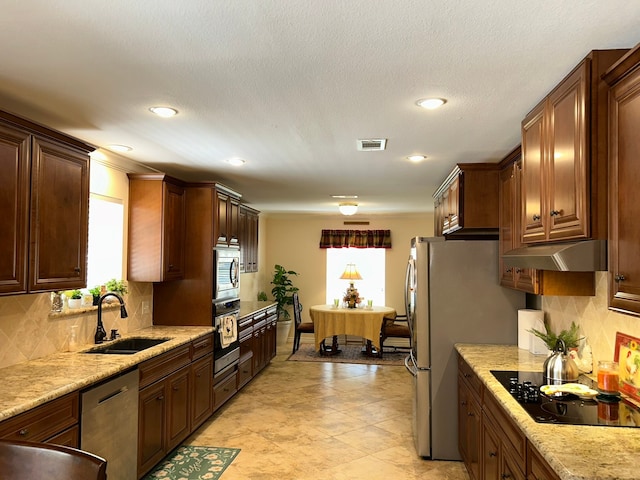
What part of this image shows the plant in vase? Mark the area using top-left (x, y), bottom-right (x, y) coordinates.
top-left (67, 289), bottom-right (83, 309)
top-left (529, 320), bottom-right (580, 350)
top-left (270, 265), bottom-right (299, 320)
top-left (89, 286), bottom-right (102, 306)
top-left (105, 278), bottom-right (128, 296)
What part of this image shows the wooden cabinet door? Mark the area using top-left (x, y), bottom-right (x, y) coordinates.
top-left (547, 63), bottom-right (589, 240)
top-left (216, 191), bottom-right (229, 245)
top-left (446, 176), bottom-right (460, 232)
top-left (481, 413), bottom-right (500, 480)
top-left (458, 375), bottom-right (480, 480)
top-left (228, 197), bottom-right (239, 246)
top-left (0, 125), bottom-right (30, 295)
top-left (608, 62), bottom-right (640, 315)
top-left (138, 382), bottom-right (166, 476)
top-left (191, 355), bottom-right (213, 429)
top-left (166, 366), bottom-right (190, 452)
top-left (499, 165), bottom-right (516, 288)
top-left (527, 442), bottom-right (561, 480)
top-left (163, 182), bottom-right (185, 281)
top-left (521, 103), bottom-right (546, 243)
top-left (29, 137), bottom-right (89, 292)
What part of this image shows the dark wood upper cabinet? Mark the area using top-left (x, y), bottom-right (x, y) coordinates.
top-left (127, 174), bottom-right (186, 282)
top-left (0, 111), bottom-right (92, 295)
top-left (239, 205), bottom-right (259, 273)
top-left (604, 44), bottom-right (640, 316)
top-left (499, 147), bottom-right (595, 296)
top-left (215, 186), bottom-right (240, 248)
top-left (520, 49), bottom-right (627, 244)
top-left (433, 163), bottom-right (500, 238)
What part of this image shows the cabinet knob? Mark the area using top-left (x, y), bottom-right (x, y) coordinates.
top-left (168, 264), bottom-right (174, 271)
top-left (74, 267), bottom-right (81, 273)
top-left (505, 268), bottom-right (513, 273)
top-left (532, 214), bottom-right (541, 221)
top-left (18, 428), bottom-right (28, 436)
top-left (515, 268), bottom-right (523, 274)
top-left (156, 395), bottom-right (164, 401)
top-left (467, 412), bottom-right (474, 417)
top-left (615, 274), bottom-right (626, 282)
top-left (550, 210), bottom-right (562, 216)
top-left (460, 400), bottom-right (467, 406)
top-left (489, 451), bottom-right (497, 458)
top-left (501, 474), bottom-right (511, 479)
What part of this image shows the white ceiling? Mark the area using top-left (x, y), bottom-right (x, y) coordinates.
top-left (1, 1), bottom-right (639, 215)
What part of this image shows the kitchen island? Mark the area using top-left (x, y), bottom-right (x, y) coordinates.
top-left (456, 344), bottom-right (640, 480)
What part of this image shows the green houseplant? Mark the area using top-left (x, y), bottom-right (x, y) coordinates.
top-left (105, 278), bottom-right (128, 296)
top-left (270, 265), bottom-right (299, 321)
top-left (67, 289), bottom-right (83, 309)
top-left (529, 320), bottom-right (580, 350)
top-left (89, 286), bottom-right (102, 306)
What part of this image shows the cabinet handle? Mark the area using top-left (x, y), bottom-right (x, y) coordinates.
top-left (505, 268), bottom-right (513, 273)
top-left (18, 429), bottom-right (28, 436)
top-left (532, 214), bottom-right (541, 221)
top-left (74, 267), bottom-right (81, 273)
top-left (501, 474), bottom-right (511, 479)
top-left (467, 412), bottom-right (474, 417)
top-left (550, 210), bottom-right (562, 216)
top-left (515, 268), bottom-right (523, 274)
top-left (489, 452), bottom-right (497, 458)
top-left (172, 386), bottom-right (179, 391)
top-left (168, 264), bottom-right (174, 271)
top-left (460, 401), bottom-right (467, 406)
top-left (615, 274), bottom-right (626, 282)
top-left (156, 395), bottom-right (164, 401)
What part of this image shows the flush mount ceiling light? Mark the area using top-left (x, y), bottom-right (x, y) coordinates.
top-left (226, 157), bottom-right (246, 166)
top-left (338, 203), bottom-right (358, 216)
top-left (149, 106), bottom-right (178, 118)
top-left (105, 144), bottom-right (132, 153)
top-left (416, 98), bottom-right (447, 110)
top-left (407, 154), bottom-right (427, 162)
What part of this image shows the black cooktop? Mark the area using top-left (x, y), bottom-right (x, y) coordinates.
top-left (491, 370), bottom-right (640, 428)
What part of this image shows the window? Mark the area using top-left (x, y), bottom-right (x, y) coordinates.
top-left (86, 194), bottom-right (124, 289)
top-left (326, 248), bottom-right (385, 306)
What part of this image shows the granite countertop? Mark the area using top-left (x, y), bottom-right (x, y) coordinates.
top-left (0, 325), bottom-right (213, 422)
top-left (239, 300), bottom-right (276, 318)
top-left (456, 344), bottom-right (640, 480)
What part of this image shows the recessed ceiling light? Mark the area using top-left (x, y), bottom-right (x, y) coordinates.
top-left (226, 157), bottom-right (246, 166)
top-left (105, 144), bottom-right (132, 153)
top-left (407, 155), bottom-right (427, 162)
top-left (149, 106), bottom-right (178, 117)
top-left (416, 98), bottom-right (447, 110)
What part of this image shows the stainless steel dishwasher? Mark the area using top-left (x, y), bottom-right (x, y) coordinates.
top-left (81, 369), bottom-right (139, 480)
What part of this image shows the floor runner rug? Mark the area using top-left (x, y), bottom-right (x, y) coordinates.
top-left (288, 343), bottom-right (406, 366)
top-left (143, 445), bottom-right (240, 479)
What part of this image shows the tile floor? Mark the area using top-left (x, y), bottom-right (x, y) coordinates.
top-left (184, 348), bottom-right (470, 479)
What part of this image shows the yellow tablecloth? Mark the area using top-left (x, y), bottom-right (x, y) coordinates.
top-left (309, 305), bottom-right (396, 352)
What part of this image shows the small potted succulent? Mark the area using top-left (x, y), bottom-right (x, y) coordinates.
top-left (67, 289), bottom-right (83, 309)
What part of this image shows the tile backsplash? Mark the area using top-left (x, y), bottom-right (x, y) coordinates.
top-left (543, 272), bottom-right (640, 369)
top-left (0, 282), bottom-right (152, 369)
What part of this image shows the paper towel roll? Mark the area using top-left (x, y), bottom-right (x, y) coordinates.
top-left (518, 309), bottom-right (544, 350)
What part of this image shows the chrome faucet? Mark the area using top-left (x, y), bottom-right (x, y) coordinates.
top-left (95, 293), bottom-right (128, 344)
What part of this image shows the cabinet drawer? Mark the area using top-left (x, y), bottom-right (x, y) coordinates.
top-left (191, 334), bottom-right (213, 361)
top-left (458, 356), bottom-right (482, 398)
top-left (213, 370), bottom-right (237, 410)
top-left (237, 356), bottom-right (253, 389)
top-left (46, 425), bottom-right (79, 448)
top-left (0, 392), bottom-right (79, 443)
top-left (139, 344), bottom-right (191, 388)
top-left (238, 315), bottom-right (253, 329)
top-left (483, 389), bottom-right (526, 466)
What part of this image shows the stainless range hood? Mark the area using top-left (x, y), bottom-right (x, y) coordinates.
top-left (502, 239), bottom-right (607, 272)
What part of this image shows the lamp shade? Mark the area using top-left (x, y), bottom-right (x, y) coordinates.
top-left (338, 203), bottom-right (358, 215)
top-left (339, 263), bottom-right (362, 281)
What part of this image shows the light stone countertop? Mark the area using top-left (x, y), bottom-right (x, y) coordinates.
top-left (0, 325), bottom-right (214, 422)
top-left (239, 300), bottom-right (276, 318)
top-left (456, 344), bottom-right (640, 480)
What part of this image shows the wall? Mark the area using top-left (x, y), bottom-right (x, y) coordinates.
top-left (543, 272), bottom-right (640, 370)
top-left (0, 151), bottom-right (154, 369)
top-left (260, 213), bottom-right (434, 322)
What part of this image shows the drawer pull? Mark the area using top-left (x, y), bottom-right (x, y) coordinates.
top-left (550, 209), bottom-right (562, 217)
top-left (532, 214), bottom-right (541, 221)
top-left (615, 274), bottom-right (626, 282)
top-left (157, 395), bottom-right (164, 401)
top-left (489, 451), bottom-right (497, 458)
top-left (18, 429), bottom-right (28, 436)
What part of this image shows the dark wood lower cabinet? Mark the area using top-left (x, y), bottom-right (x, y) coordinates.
top-left (458, 354), bottom-right (561, 480)
top-left (166, 365), bottom-right (191, 452)
top-left (191, 355), bottom-right (213, 430)
top-left (138, 381), bottom-right (166, 476)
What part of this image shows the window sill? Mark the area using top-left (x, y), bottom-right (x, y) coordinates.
top-left (48, 302), bottom-right (121, 319)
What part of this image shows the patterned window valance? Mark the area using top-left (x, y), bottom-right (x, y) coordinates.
top-left (319, 229), bottom-right (392, 249)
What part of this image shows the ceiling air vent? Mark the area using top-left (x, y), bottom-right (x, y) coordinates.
top-left (357, 138), bottom-right (387, 151)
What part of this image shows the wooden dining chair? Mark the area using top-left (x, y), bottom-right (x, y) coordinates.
top-left (379, 313), bottom-right (411, 357)
top-left (0, 440), bottom-right (107, 480)
top-left (292, 292), bottom-right (314, 353)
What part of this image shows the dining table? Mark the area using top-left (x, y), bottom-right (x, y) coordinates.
top-left (309, 304), bottom-right (396, 355)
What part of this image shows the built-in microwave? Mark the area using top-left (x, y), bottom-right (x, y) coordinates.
top-left (214, 247), bottom-right (240, 301)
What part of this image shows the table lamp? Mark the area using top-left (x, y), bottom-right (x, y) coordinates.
top-left (340, 263), bottom-right (362, 308)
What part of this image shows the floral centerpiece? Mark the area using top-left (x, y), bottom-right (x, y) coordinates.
top-left (343, 284), bottom-right (362, 308)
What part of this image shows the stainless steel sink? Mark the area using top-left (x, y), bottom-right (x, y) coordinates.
top-left (83, 337), bottom-right (170, 354)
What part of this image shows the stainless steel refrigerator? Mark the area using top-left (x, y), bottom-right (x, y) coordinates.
top-left (404, 237), bottom-right (525, 460)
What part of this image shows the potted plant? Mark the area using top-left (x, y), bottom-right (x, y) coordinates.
top-left (270, 264), bottom-right (299, 346)
top-left (105, 278), bottom-right (128, 295)
top-left (67, 289), bottom-right (83, 309)
top-left (529, 320), bottom-right (580, 351)
top-left (257, 291), bottom-right (268, 302)
top-left (89, 286), bottom-right (102, 306)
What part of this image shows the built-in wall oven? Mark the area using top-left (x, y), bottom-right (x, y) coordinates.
top-left (214, 247), bottom-right (240, 301)
top-left (213, 297), bottom-right (240, 377)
